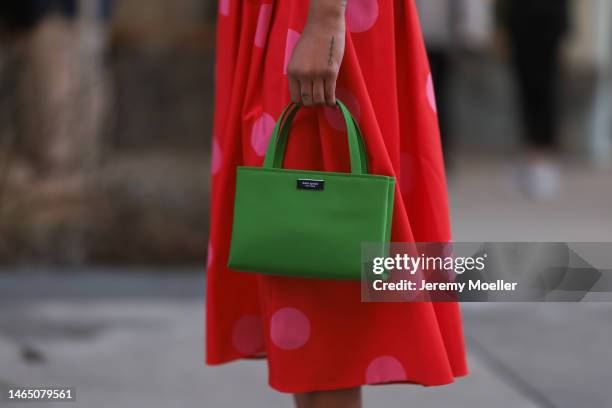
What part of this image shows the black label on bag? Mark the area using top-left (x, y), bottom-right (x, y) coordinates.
top-left (297, 179), bottom-right (325, 191)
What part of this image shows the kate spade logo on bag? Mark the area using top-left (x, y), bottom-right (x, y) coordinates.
top-left (297, 179), bottom-right (325, 191)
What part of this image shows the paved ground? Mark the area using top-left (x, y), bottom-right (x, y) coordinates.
top-left (1, 158), bottom-right (611, 408)
top-left (0, 277), bottom-right (610, 408)
top-left (447, 154), bottom-right (612, 242)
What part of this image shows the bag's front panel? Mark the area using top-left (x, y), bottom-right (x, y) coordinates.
top-left (228, 168), bottom-right (394, 279)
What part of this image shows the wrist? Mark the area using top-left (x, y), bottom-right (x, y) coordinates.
top-left (306, 3), bottom-right (346, 30)
top-left (304, 15), bottom-right (345, 35)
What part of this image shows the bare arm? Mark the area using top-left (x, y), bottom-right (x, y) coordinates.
top-left (286, 0), bottom-right (347, 107)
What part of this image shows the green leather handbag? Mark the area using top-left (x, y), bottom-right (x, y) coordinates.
top-left (227, 100), bottom-right (395, 280)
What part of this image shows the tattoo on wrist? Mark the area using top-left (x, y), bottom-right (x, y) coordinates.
top-left (328, 36), bottom-right (335, 66)
top-left (341, 0), bottom-right (347, 8)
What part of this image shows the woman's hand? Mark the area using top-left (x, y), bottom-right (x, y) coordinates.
top-left (286, 1), bottom-right (346, 107)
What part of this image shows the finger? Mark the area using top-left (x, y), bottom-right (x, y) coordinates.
top-left (288, 77), bottom-right (301, 104)
top-left (300, 79), bottom-right (314, 107)
top-left (324, 77), bottom-right (337, 107)
top-left (312, 78), bottom-right (326, 106)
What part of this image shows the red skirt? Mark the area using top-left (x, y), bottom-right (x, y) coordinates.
top-left (206, 0), bottom-right (468, 393)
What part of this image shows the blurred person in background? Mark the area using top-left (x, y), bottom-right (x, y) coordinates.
top-left (0, 0), bottom-right (80, 178)
top-left (497, 0), bottom-right (570, 200)
top-left (0, 0), bottom-right (110, 180)
top-left (0, 0), bottom-right (112, 265)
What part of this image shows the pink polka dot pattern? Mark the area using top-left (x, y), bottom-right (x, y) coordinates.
top-left (254, 4), bottom-right (272, 48)
top-left (284, 29), bottom-right (301, 75)
top-left (365, 355), bottom-right (407, 384)
top-left (211, 137), bottom-right (221, 175)
top-left (347, 0), bottom-right (379, 33)
top-left (324, 88), bottom-right (361, 131)
top-left (251, 113), bottom-right (276, 156)
top-left (232, 315), bottom-right (265, 355)
top-left (219, 0), bottom-right (230, 16)
top-left (206, 241), bottom-right (213, 268)
top-left (270, 307), bottom-right (311, 350)
top-left (399, 152), bottom-right (415, 194)
top-left (426, 73), bottom-right (437, 113)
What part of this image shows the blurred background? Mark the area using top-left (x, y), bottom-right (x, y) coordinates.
top-left (0, 0), bottom-right (610, 407)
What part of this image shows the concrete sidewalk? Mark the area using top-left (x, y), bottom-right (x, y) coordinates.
top-left (0, 273), bottom-right (610, 408)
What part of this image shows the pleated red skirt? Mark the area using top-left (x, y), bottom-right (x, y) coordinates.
top-left (206, 0), bottom-right (468, 393)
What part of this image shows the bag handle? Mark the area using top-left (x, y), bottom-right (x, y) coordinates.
top-left (262, 100), bottom-right (369, 175)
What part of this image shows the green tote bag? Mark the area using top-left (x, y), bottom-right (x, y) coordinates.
top-left (227, 100), bottom-right (395, 280)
